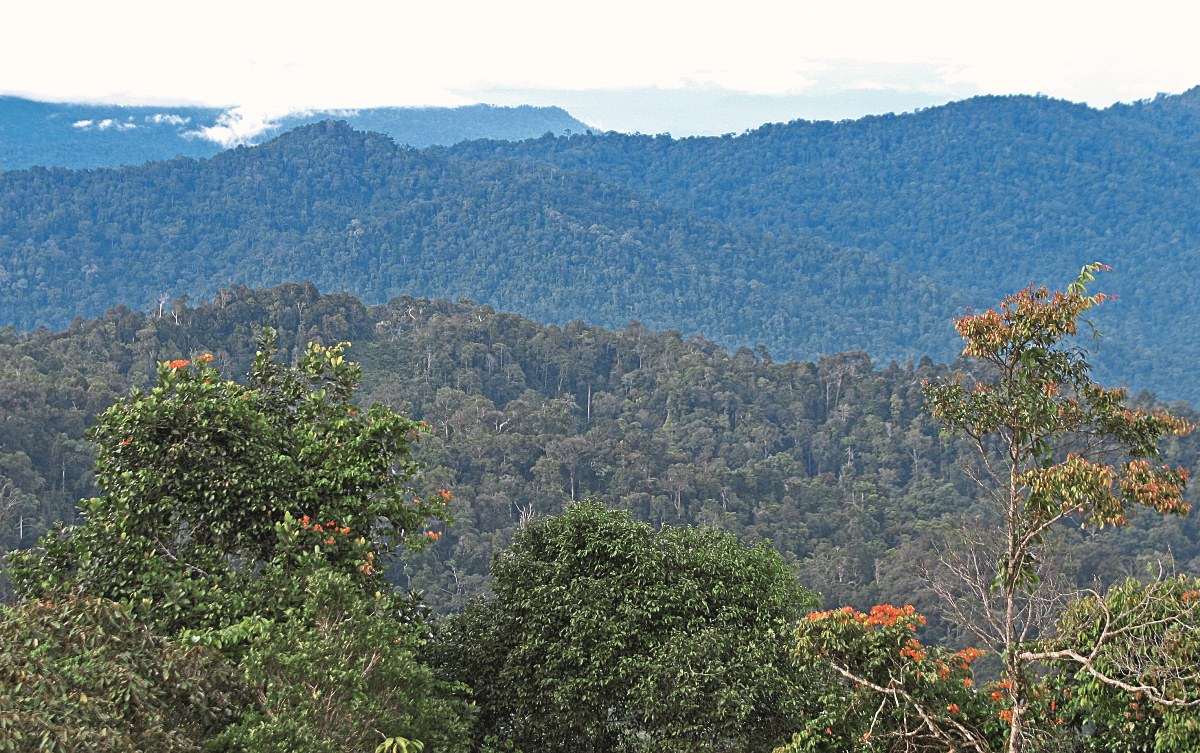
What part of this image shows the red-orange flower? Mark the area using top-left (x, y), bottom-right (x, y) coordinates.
top-left (167, 359), bottom-right (190, 369)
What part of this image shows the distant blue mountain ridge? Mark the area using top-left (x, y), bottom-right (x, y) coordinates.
top-left (0, 96), bottom-right (592, 170)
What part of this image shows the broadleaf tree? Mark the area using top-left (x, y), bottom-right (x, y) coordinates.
top-left (432, 501), bottom-right (818, 753)
top-left (9, 329), bottom-right (450, 632)
top-left (920, 263), bottom-right (1195, 752)
top-left (5, 329), bottom-right (465, 753)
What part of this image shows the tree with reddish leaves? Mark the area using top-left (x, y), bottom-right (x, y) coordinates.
top-left (921, 263), bottom-right (1195, 752)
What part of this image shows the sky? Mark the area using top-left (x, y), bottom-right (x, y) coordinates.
top-left (5, 0), bottom-right (1200, 139)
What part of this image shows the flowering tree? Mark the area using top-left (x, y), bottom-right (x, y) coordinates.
top-left (6, 329), bottom-right (465, 752)
top-left (11, 329), bottom-right (449, 632)
top-left (918, 263), bottom-right (1195, 752)
top-left (783, 603), bottom-right (996, 752)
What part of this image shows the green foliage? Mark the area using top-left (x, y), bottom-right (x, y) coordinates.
top-left (4, 285), bottom-right (1197, 636)
top-left (217, 567), bottom-right (467, 753)
top-left (0, 595), bottom-right (245, 753)
top-left (447, 90), bottom-right (1200, 400)
top-left (9, 329), bottom-right (448, 632)
top-left (3, 328), bottom-right (469, 752)
top-left (9, 91), bottom-right (1200, 398)
top-left (1045, 576), bottom-right (1200, 753)
top-left (0, 120), bottom-right (961, 371)
top-left (434, 502), bottom-right (818, 753)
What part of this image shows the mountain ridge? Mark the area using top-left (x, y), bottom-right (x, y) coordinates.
top-left (0, 96), bottom-right (591, 170)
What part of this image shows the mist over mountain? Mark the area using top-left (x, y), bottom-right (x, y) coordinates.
top-left (0, 96), bottom-right (590, 169)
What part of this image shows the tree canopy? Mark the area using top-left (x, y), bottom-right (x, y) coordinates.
top-left (434, 501), bottom-right (818, 753)
top-left (5, 332), bottom-right (465, 753)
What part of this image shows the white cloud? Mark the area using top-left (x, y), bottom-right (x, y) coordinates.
top-left (89, 117), bottom-right (137, 132)
top-left (147, 113), bottom-right (190, 125)
top-left (2, 0), bottom-right (1199, 131)
top-left (183, 106), bottom-right (289, 147)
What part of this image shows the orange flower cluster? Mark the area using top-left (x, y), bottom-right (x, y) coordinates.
top-left (807, 605), bottom-right (859, 623)
top-left (953, 646), bottom-right (985, 670)
top-left (898, 639), bottom-right (926, 662)
top-left (167, 359), bottom-right (190, 369)
top-left (946, 703), bottom-right (960, 715)
top-left (437, 488), bottom-right (453, 501)
top-left (197, 353), bottom-right (213, 363)
top-left (807, 603), bottom-right (926, 631)
top-left (299, 515), bottom-right (352, 537)
top-left (425, 531), bottom-right (441, 541)
top-left (990, 679), bottom-right (1012, 703)
top-left (863, 603), bottom-right (922, 629)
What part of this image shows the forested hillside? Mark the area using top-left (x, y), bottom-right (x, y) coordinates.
top-left (4, 90), bottom-right (1200, 401)
top-left (3, 285), bottom-right (1196, 633)
top-left (0, 120), bottom-right (958, 366)
top-left (0, 96), bottom-right (588, 169)
top-left (443, 89), bottom-right (1200, 399)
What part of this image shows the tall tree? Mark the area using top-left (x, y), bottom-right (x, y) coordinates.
top-left (9, 330), bottom-right (448, 631)
top-left (921, 263), bottom-right (1195, 752)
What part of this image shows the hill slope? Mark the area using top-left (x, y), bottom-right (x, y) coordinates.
top-left (3, 286), bottom-right (1196, 625)
top-left (0, 120), bottom-right (960, 367)
top-left (5, 89), bottom-right (1200, 399)
top-left (444, 89), bottom-right (1200, 399)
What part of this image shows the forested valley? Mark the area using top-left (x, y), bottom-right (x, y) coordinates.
top-left (3, 88), bottom-right (1200, 752)
top-left (5, 284), bottom-right (1197, 617)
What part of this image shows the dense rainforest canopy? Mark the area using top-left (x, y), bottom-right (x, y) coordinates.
top-left (4, 89), bottom-right (1200, 399)
top-left (2, 278), bottom-right (1198, 752)
top-left (2, 284), bottom-right (1196, 626)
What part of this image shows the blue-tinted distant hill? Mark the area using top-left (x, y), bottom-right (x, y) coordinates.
top-left (442, 87), bottom-right (1200, 401)
top-left (0, 98), bottom-right (224, 169)
top-left (6, 87), bottom-right (1200, 402)
top-left (0, 121), bottom-right (958, 370)
top-left (0, 96), bottom-right (590, 170)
